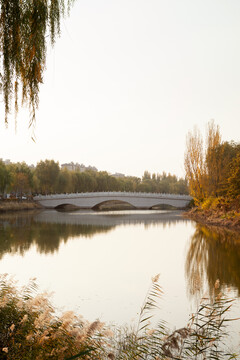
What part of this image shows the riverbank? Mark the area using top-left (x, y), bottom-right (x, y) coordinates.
top-left (184, 206), bottom-right (240, 230)
top-left (0, 200), bottom-right (42, 213)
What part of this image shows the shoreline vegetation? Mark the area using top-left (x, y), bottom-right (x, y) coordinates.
top-left (0, 159), bottom-right (188, 198)
top-left (184, 121), bottom-right (240, 230)
top-left (0, 200), bottom-right (42, 213)
top-left (0, 274), bottom-right (239, 359)
top-left (184, 195), bottom-right (240, 230)
top-left (185, 205), bottom-right (240, 230)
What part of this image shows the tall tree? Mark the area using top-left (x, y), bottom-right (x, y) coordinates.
top-left (228, 153), bottom-right (240, 198)
top-left (206, 141), bottom-right (239, 196)
top-left (0, 161), bottom-right (11, 196)
top-left (205, 120), bottom-right (222, 196)
top-left (35, 159), bottom-right (60, 194)
top-left (184, 127), bottom-right (206, 203)
top-left (9, 162), bottom-right (33, 196)
top-left (142, 171), bottom-right (151, 180)
top-left (185, 122), bottom-right (240, 202)
top-left (11, 172), bottom-right (30, 198)
top-left (57, 168), bottom-right (73, 193)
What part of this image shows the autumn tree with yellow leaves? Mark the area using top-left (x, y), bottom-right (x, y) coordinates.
top-left (205, 120), bottom-right (222, 196)
top-left (184, 126), bottom-right (206, 203)
top-left (185, 120), bottom-right (240, 203)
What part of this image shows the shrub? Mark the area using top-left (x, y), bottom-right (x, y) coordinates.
top-left (0, 274), bottom-right (239, 359)
top-left (0, 275), bottom-right (107, 359)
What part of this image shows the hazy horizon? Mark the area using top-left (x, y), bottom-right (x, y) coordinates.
top-left (1, 0), bottom-right (240, 178)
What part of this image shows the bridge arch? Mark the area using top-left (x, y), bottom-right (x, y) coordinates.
top-left (92, 199), bottom-right (136, 210)
top-left (150, 203), bottom-right (180, 210)
top-left (55, 203), bottom-right (80, 211)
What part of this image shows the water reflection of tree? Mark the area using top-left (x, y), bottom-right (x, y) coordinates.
top-left (0, 210), bottom-right (190, 259)
top-left (0, 214), bottom-right (114, 258)
top-left (186, 223), bottom-right (240, 297)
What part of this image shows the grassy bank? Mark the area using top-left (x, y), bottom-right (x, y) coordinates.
top-left (184, 196), bottom-right (240, 230)
top-left (0, 200), bottom-right (42, 213)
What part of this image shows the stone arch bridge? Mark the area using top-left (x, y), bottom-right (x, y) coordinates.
top-left (34, 192), bottom-right (192, 210)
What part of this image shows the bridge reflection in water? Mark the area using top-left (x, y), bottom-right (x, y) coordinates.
top-left (2, 210), bottom-right (240, 293)
top-left (0, 209), bottom-right (240, 339)
top-left (0, 209), bottom-right (188, 257)
top-left (2, 209), bottom-right (240, 298)
top-left (35, 209), bottom-right (187, 227)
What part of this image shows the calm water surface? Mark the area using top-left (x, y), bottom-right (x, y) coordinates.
top-left (0, 209), bottom-right (240, 342)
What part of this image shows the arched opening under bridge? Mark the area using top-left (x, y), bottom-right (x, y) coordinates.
top-left (55, 203), bottom-right (80, 211)
top-left (92, 200), bottom-right (136, 211)
top-left (150, 203), bottom-right (180, 210)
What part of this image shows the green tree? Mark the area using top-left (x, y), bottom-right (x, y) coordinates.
top-left (9, 162), bottom-right (33, 197)
top-left (175, 178), bottom-right (188, 195)
top-left (35, 159), bottom-right (60, 194)
top-left (12, 172), bottom-right (30, 198)
top-left (142, 170), bottom-right (151, 180)
top-left (0, 0), bottom-right (74, 126)
top-left (95, 171), bottom-right (109, 192)
top-left (0, 161), bottom-right (11, 196)
top-left (57, 168), bottom-right (73, 193)
top-left (205, 120), bottom-right (222, 196)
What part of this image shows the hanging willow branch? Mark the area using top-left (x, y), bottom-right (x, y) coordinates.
top-left (0, 0), bottom-right (74, 126)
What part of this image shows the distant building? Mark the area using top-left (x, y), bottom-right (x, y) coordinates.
top-left (0, 158), bottom-right (11, 165)
top-left (61, 162), bottom-right (78, 171)
top-left (86, 165), bottom-right (98, 172)
top-left (111, 172), bottom-right (125, 178)
top-left (78, 164), bottom-right (86, 172)
top-left (61, 162), bottom-right (98, 172)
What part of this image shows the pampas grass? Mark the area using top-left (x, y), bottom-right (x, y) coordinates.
top-left (0, 274), bottom-right (239, 359)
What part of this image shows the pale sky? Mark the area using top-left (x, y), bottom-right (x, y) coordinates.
top-left (0, 0), bottom-right (240, 177)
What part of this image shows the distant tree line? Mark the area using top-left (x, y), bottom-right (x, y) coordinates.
top-left (184, 120), bottom-right (240, 204)
top-left (0, 160), bottom-right (188, 197)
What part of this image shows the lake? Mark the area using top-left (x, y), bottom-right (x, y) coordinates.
top-left (0, 209), bottom-right (239, 348)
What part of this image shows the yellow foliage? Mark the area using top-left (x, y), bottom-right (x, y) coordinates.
top-left (201, 197), bottom-right (219, 210)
